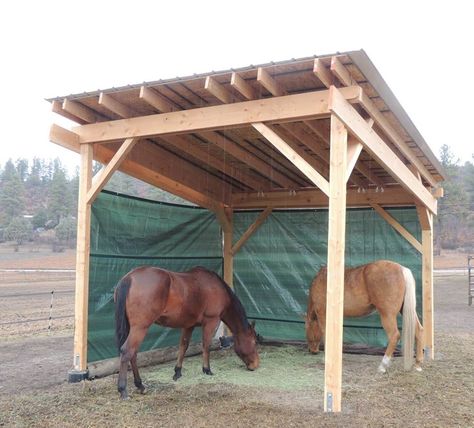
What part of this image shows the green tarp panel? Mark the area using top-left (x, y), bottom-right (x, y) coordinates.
top-left (88, 191), bottom-right (222, 363)
top-left (88, 191), bottom-right (422, 364)
top-left (233, 208), bottom-right (422, 347)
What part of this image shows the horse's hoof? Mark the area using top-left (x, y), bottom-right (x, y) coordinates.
top-left (173, 367), bottom-right (182, 381)
top-left (415, 366), bottom-right (423, 372)
top-left (120, 394), bottom-right (130, 400)
top-left (136, 385), bottom-right (146, 394)
top-left (377, 365), bottom-right (387, 374)
top-left (202, 367), bottom-right (213, 376)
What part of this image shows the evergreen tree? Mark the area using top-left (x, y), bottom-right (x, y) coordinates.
top-left (0, 159), bottom-right (25, 225)
top-left (47, 159), bottom-right (72, 224)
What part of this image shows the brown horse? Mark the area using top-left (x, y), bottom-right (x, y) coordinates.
top-left (114, 266), bottom-right (259, 399)
top-left (305, 260), bottom-right (424, 373)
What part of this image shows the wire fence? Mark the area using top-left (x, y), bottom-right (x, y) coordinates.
top-left (0, 270), bottom-right (75, 333)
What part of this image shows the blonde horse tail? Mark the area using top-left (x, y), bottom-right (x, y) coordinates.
top-left (402, 267), bottom-right (417, 370)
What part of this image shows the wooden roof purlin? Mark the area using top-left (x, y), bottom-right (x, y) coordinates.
top-left (49, 51), bottom-right (444, 215)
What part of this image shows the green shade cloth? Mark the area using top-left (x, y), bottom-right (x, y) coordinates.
top-left (233, 208), bottom-right (422, 346)
top-left (88, 191), bottom-right (421, 363)
top-left (88, 191), bottom-right (222, 363)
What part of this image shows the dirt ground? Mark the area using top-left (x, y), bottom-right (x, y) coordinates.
top-left (0, 246), bottom-right (473, 427)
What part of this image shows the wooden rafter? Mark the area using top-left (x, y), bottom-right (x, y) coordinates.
top-left (252, 123), bottom-right (330, 196)
top-left (99, 93), bottom-right (136, 118)
top-left (330, 56), bottom-right (354, 86)
top-left (201, 79), bottom-right (310, 188)
top-left (52, 100), bottom-right (87, 125)
top-left (62, 99), bottom-right (105, 123)
top-left (231, 207), bottom-right (273, 255)
top-left (313, 59), bottom-right (333, 88)
top-left (198, 131), bottom-right (299, 188)
top-left (205, 77), bottom-right (232, 103)
top-left (160, 134), bottom-right (267, 191)
top-left (139, 86), bottom-right (174, 113)
top-left (74, 88), bottom-right (361, 144)
top-left (230, 72), bottom-right (256, 100)
top-left (329, 86), bottom-right (437, 214)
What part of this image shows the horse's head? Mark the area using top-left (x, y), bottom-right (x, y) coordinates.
top-left (234, 321), bottom-right (259, 370)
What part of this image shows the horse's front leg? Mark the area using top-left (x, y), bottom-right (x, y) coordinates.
top-left (201, 318), bottom-right (220, 375)
top-left (173, 326), bottom-right (194, 381)
top-left (306, 311), bottom-right (323, 354)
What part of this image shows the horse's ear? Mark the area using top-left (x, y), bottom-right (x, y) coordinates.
top-left (251, 320), bottom-right (256, 329)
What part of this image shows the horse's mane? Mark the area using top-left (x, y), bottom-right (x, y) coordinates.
top-left (192, 266), bottom-right (250, 330)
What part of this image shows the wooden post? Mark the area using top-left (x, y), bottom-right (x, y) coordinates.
top-left (70, 143), bottom-right (93, 380)
top-left (421, 211), bottom-right (434, 359)
top-left (324, 114), bottom-right (348, 412)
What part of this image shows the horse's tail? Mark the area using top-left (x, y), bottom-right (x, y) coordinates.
top-left (114, 275), bottom-right (132, 353)
top-left (401, 267), bottom-right (417, 370)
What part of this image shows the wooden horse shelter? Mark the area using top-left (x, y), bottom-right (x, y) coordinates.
top-left (49, 50), bottom-right (444, 412)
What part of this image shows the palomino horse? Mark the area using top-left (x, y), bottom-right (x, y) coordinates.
top-left (305, 260), bottom-right (424, 373)
top-left (114, 266), bottom-right (259, 399)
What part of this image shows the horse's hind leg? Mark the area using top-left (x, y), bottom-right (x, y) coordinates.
top-left (414, 317), bottom-right (424, 371)
top-left (173, 327), bottom-right (194, 381)
top-left (378, 312), bottom-right (401, 373)
top-left (118, 326), bottom-right (147, 399)
top-left (202, 318), bottom-right (220, 375)
top-left (130, 354), bottom-right (145, 393)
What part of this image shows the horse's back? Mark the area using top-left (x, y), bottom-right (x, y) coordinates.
top-left (123, 266), bottom-right (230, 328)
top-left (308, 260), bottom-right (407, 317)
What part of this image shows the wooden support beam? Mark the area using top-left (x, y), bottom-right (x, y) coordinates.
top-left (99, 92), bottom-right (136, 118)
top-left (205, 76), bottom-right (232, 103)
top-left (357, 89), bottom-right (438, 187)
top-left (313, 59), bottom-right (333, 88)
top-left (49, 124), bottom-right (81, 153)
top-left (199, 131), bottom-right (299, 189)
top-left (432, 187), bottom-right (444, 198)
top-left (73, 142), bottom-right (93, 373)
top-left (231, 186), bottom-right (416, 209)
top-left (63, 99), bottom-right (104, 123)
top-left (329, 86), bottom-right (437, 214)
top-left (52, 100), bottom-right (87, 124)
top-left (162, 135), bottom-right (266, 191)
top-left (346, 138), bottom-right (363, 183)
top-left (330, 56), bottom-right (353, 86)
top-left (273, 126), bottom-right (329, 178)
top-left (421, 214), bottom-right (434, 359)
top-left (252, 123), bottom-right (330, 196)
top-left (231, 207), bottom-right (273, 255)
top-left (86, 138), bottom-right (139, 204)
top-left (256, 67), bottom-right (285, 96)
top-left (139, 86), bottom-right (174, 113)
top-left (370, 203), bottom-right (422, 252)
top-left (74, 88), bottom-right (362, 144)
top-left (324, 115), bottom-right (348, 413)
top-left (49, 125), bottom-right (226, 210)
top-left (230, 72), bottom-right (257, 100)
top-left (303, 120), bottom-right (385, 188)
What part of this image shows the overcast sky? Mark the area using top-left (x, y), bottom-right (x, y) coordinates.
top-left (1, 0), bottom-right (472, 175)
